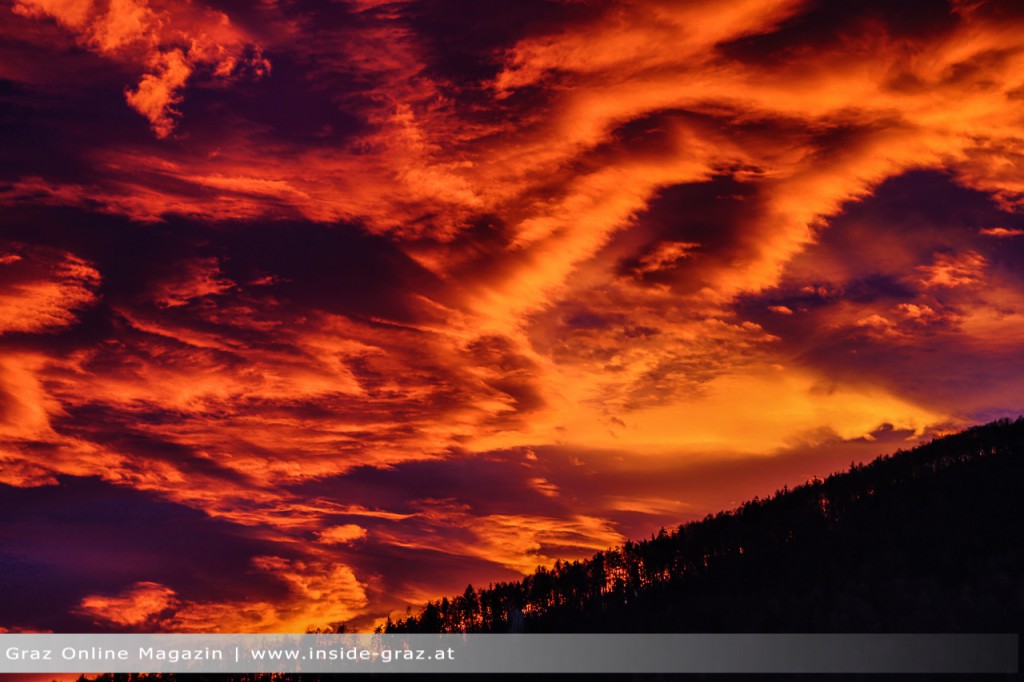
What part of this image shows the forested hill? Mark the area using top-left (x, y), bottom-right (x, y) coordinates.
top-left (384, 417), bottom-right (1024, 634)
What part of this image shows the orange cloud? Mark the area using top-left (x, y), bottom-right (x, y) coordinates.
top-left (373, 498), bottom-right (626, 576)
top-left (74, 559), bottom-right (368, 633)
top-left (76, 582), bottom-right (178, 628)
top-left (0, 245), bottom-right (100, 335)
top-left (915, 250), bottom-right (987, 288)
top-left (317, 524), bottom-right (368, 545)
top-left (980, 227), bottom-right (1024, 237)
top-left (0, 353), bottom-right (66, 452)
top-left (125, 47), bottom-right (192, 137)
top-left (633, 241), bottom-right (701, 275)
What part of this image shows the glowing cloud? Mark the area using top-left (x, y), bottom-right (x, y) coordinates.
top-left (0, 245), bottom-right (100, 335)
top-left (76, 582), bottom-right (178, 628)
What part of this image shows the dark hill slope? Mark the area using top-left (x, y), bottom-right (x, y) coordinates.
top-left (385, 417), bottom-right (1024, 633)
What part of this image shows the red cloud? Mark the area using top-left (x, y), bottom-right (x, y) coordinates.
top-left (0, 244), bottom-right (100, 335)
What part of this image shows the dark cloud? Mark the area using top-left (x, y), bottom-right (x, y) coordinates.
top-left (738, 170), bottom-right (1024, 419)
top-left (288, 449), bottom-right (565, 518)
top-left (1, 205), bottom-right (445, 324)
top-left (0, 476), bottom-right (292, 632)
top-left (613, 172), bottom-right (765, 291)
top-left (719, 0), bottom-right (960, 66)
top-left (402, 0), bottom-right (602, 85)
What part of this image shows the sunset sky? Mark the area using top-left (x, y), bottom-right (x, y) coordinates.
top-left (2, 0), bottom-right (1024, 633)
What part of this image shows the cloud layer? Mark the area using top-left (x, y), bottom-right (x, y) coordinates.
top-left (2, 0), bottom-right (1024, 632)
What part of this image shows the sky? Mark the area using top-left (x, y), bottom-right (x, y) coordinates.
top-left (1, 0), bottom-right (1024, 634)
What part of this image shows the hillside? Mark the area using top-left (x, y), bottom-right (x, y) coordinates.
top-left (384, 417), bottom-right (1024, 633)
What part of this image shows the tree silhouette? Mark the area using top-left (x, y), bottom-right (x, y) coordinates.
top-left (385, 417), bottom-right (1024, 634)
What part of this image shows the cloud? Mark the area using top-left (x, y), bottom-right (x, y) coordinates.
top-left (317, 524), bottom-right (368, 545)
top-left (741, 170), bottom-right (1024, 420)
top-left (633, 241), bottom-right (701, 276)
top-left (492, 0), bottom-right (806, 94)
top-left (980, 227), bottom-right (1024, 237)
top-left (73, 560), bottom-right (368, 633)
top-left (166, 557), bottom-right (368, 632)
top-left (12, 0), bottom-right (268, 136)
top-left (147, 256), bottom-right (235, 308)
top-left (125, 47), bottom-right (193, 137)
top-left (373, 498), bottom-right (626, 575)
top-left (0, 244), bottom-right (100, 335)
top-left (76, 582), bottom-right (178, 628)
top-left (915, 250), bottom-right (987, 288)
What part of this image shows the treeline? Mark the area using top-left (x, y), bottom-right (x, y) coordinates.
top-left (384, 417), bottom-right (1024, 633)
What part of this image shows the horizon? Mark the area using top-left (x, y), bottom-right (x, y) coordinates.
top-left (3, 0), bottom-right (1024, 634)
